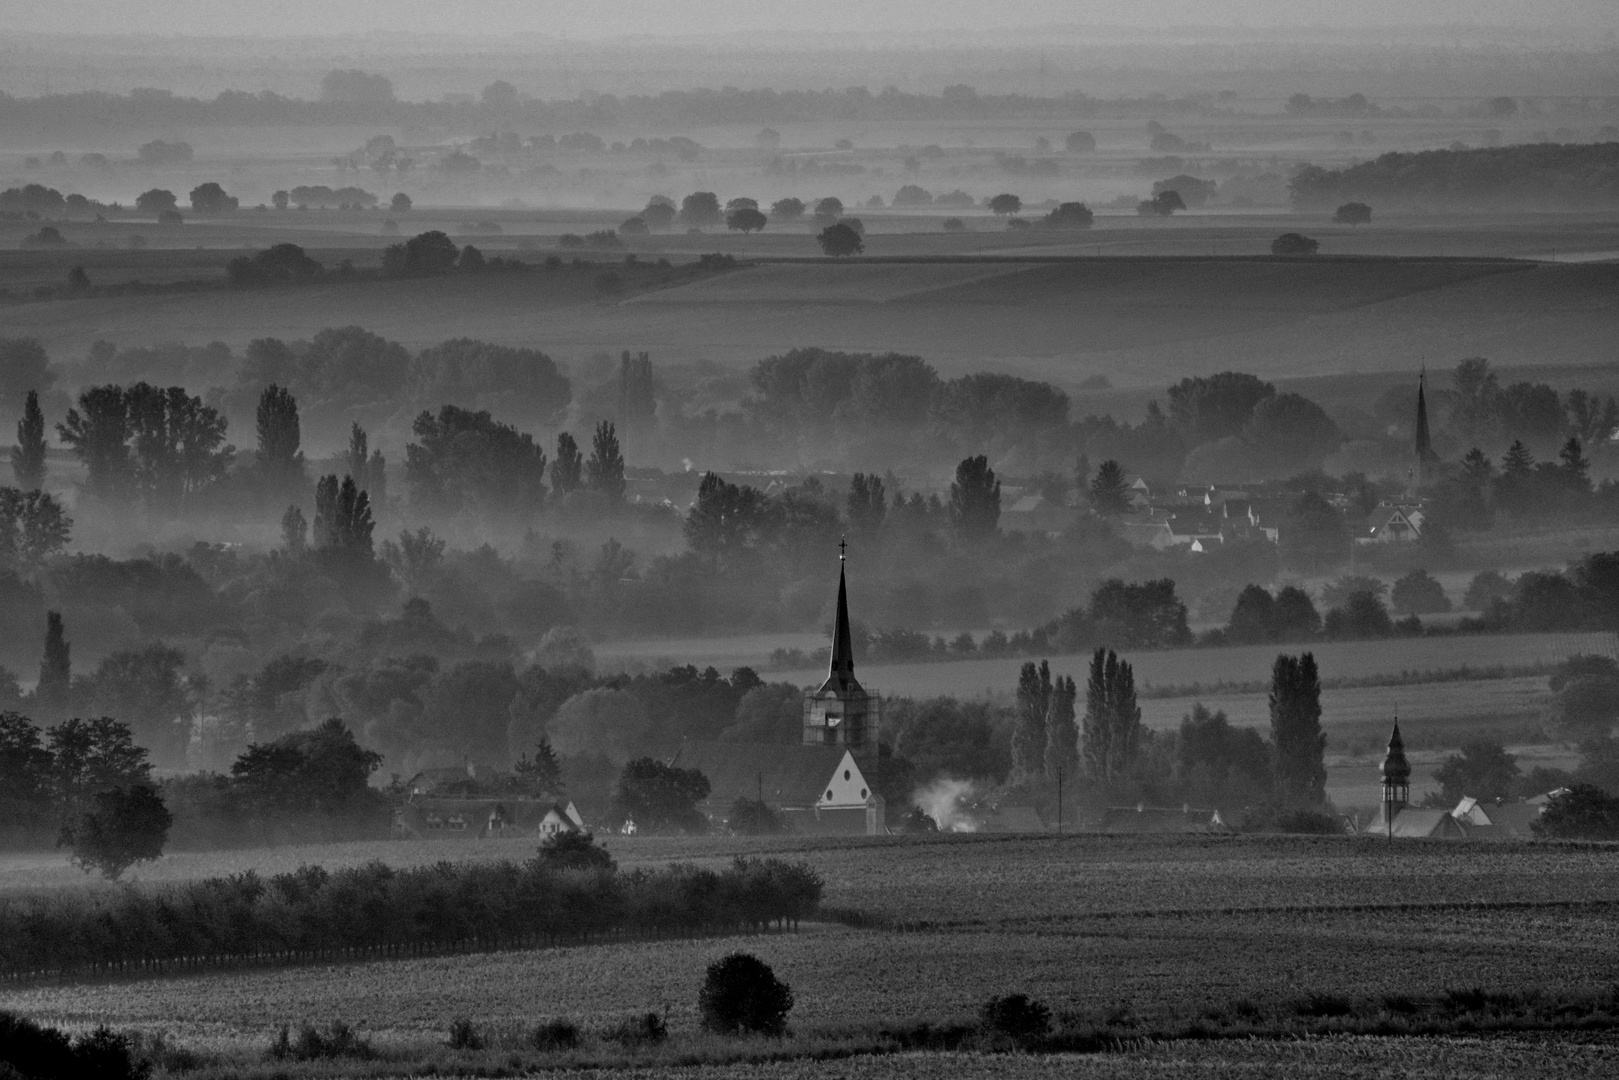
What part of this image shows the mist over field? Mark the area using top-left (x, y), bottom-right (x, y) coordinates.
top-left (3, 10), bottom-right (1619, 1078)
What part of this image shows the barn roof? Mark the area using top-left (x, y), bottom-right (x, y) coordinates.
top-left (669, 740), bottom-right (852, 808)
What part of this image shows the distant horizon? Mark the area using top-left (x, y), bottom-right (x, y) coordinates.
top-left (1, 0), bottom-right (1615, 40)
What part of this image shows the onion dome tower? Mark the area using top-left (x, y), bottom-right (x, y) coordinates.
top-left (803, 539), bottom-right (880, 763)
top-left (1380, 716), bottom-right (1411, 837)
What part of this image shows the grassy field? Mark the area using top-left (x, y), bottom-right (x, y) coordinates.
top-left (3, 252), bottom-right (1615, 390)
top-left (6, 832), bottom-right (1619, 1071)
top-left (773, 631), bottom-right (1619, 699)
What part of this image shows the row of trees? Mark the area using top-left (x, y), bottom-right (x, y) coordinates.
top-left (0, 847), bottom-right (823, 980)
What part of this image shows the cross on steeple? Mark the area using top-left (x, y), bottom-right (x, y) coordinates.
top-left (839, 536), bottom-right (847, 561)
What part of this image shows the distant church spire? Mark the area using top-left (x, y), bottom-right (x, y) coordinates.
top-left (824, 537), bottom-right (862, 694)
top-left (1414, 368), bottom-right (1434, 475)
top-left (1380, 714), bottom-right (1411, 837)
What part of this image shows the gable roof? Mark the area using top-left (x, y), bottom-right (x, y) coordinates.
top-left (669, 740), bottom-right (855, 808)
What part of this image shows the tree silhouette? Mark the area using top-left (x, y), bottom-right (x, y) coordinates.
top-left (948, 455), bottom-right (1000, 541)
top-left (59, 784), bottom-right (171, 880)
top-left (1088, 459), bottom-right (1132, 516)
top-left (255, 385), bottom-right (304, 489)
top-left (587, 421), bottom-right (626, 500)
top-left (1270, 652), bottom-right (1326, 808)
top-left (11, 390), bottom-right (46, 491)
top-left (35, 611), bottom-right (71, 715)
top-left (552, 432), bottom-right (584, 495)
top-left (817, 222), bottom-right (863, 256)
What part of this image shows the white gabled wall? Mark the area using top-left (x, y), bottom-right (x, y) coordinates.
top-left (818, 750), bottom-right (872, 807)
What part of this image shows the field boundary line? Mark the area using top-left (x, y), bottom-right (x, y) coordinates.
top-left (826, 896), bottom-right (1619, 933)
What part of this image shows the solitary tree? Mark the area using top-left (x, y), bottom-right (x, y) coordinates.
top-left (12, 390), bottom-right (47, 490)
top-left (586, 421), bottom-right (626, 500)
top-left (391, 192), bottom-right (412, 213)
top-left (1333, 202), bottom-right (1372, 224)
top-left (188, 182), bottom-right (238, 213)
top-left (770, 197), bottom-right (805, 220)
top-left (816, 222), bottom-right (864, 257)
top-left (699, 953), bottom-right (794, 1036)
top-left (1270, 652), bottom-right (1326, 808)
top-left (552, 431), bottom-right (584, 495)
top-left (948, 455), bottom-right (1000, 542)
top-left (59, 784), bottom-right (172, 879)
top-left (1044, 202), bottom-right (1095, 229)
top-left (726, 207), bottom-right (768, 233)
top-left (988, 193), bottom-right (1022, 216)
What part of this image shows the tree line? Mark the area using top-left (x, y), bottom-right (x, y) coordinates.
top-left (0, 845), bottom-right (823, 982)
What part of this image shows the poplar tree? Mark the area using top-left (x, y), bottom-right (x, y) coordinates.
top-left (587, 421), bottom-right (626, 500)
top-left (551, 432), bottom-right (583, 495)
top-left (1043, 674), bottom-right (1079, 781)
top-left (11, 390), bottom-right (47, 490)
top-left (1082, 647), bottom-right (1141, 785)
top-left (35, 611), bottom-right (71, 716)
top-left (1011, 660), bottom-right (1052, 782)
top-left (255, 384), bottom-right (303, 488)
top-left (1270, 652), bottom-right (1326, 807)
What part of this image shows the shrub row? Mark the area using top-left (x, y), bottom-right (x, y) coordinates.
top-left (0, 853), bottom-right (822, 981)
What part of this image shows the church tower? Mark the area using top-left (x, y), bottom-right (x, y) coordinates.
top-left (1380, 716), bottom-right (1411, 838)
top-left (1413, 368), bottom-right (1434, 489)
top-left (803, 541), bottom-right (881, 761)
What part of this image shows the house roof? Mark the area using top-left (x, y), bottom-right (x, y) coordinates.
top-left (1100, 806), bottom-right (1228, 834)
top-left (669, 740), bottom-right (856, 808)
top-left (1006, 494), bottom-right (1044, 514)
top-left (1167, 514), bottom-right (1224, 537)
top-left (1378, 807), bottom-right (1463, 837)
top-left (1452, 798), bottom-right (1542, 837)
top-left (1365, 506), bottom-right (1421, 535)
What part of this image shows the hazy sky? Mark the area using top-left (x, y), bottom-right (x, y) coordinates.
top-left (4, 0), bottom-right (1617, 38)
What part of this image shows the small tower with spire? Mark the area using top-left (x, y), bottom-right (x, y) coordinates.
top-left (1380, 716), bottom-right (1411, 837)
top-left (803, 539), bottom-right (881, 761)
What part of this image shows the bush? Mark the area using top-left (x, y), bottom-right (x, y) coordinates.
top-left (602, 1012), bottom-right (667, 1046)
top-left (699, 953), bottom-right (794, 1036)
top-left (1044, 202), bottom-right (1094, 229)
top-left (0, 1012), bottom-right (149, 1080)
top-left (1270, 809), bottom-right (1342, 834)
top-left (537, 830), bottom-right (616, 871)
top-left (447, 1018), bottom-right (483, 1050)
top-left (531, 1019), bottom-right (582, 1051)
top-left (978, 993), bottom-right (1050, 1040)
top-left (1333, 201), bottom-right (1372, 224)
top-left (1272, 232), bottom-right (1320, 255)
top-left (268, 1022), bottom-right (374, 1062)
top-left (1534, 783), bottom-right (1619, 839)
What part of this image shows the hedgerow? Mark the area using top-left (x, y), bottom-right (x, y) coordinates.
top-left (0, 852), bottom-right (821, 981)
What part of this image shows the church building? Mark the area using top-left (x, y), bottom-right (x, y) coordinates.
top-left (670, 544), bottom-right (887, 835)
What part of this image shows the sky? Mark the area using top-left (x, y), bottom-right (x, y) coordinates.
top-left (3, 0), bottom-right (1616, 38)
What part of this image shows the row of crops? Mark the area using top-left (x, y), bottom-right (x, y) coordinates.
top-left (0, 855), bottom-right (823, 981)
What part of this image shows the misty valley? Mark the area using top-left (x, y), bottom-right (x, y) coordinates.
top-left (3, 13), bottom-right (1619, 1078)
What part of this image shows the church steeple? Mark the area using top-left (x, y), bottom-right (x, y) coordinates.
top-left (1414, 368), bottom-right (1434, 485)
top-left (822, 538), bottom-right (863, 695)
top-left (1380, 715), bottom-right (1411, 837)
top-left (805, 538), bottom-right (878, 755)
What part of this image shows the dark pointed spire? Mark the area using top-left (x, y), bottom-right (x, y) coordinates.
top-left (1414, 368), bottom-right (1433, 465)
top-left (821, 538), bottom-right (863, 695)
top-left (1381, 716), bottom-right (1411, 787)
